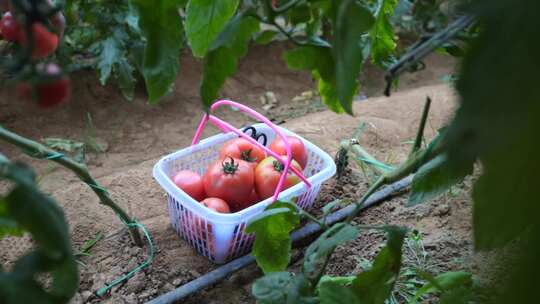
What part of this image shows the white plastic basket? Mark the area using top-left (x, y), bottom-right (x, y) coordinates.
top-left (153, 101), bottom-right (336, 263)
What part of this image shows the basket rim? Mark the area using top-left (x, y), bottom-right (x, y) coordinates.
top-left (153, 123), bottom-right (336, 224)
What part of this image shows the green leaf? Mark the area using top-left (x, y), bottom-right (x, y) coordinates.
top-left (200, 15), bottom-right (259, 108)
top-left (333, 0), bottom-right (375, 114)
top-left (283, 46), bottom-right (343, 113)
top-left (116, 57), bottom-right (136, 101)
top-left (351, 226), bottom-right (407, 304)
top-left (321, 199), bottom-right (341, 216)
top-left (318, 279), bottom-right (359, 304)
top-left (255, 30), bottom-right (278, 45)
top-left (0, 160), bottom-right (77, 303)
top-left (443, 0), bottom-right (540, 257)
top-left (252, 272), bottom-right (317, 304)
top-left (368, 0), bottom-right (398, 68)
top-left (131, 0), bottom-right (184, 103)
top-left (246, 202), bottom-right (300, 274)
top-left (0, 198), bottom-right (24, 239)
top-left (42, 138), bottom-right (84, 153)
top-left (185, 0), bottom-right (240, 57)
top-left (408, 154), bottom-right (473, 206)
top-left (303, 223), bottom-right (358, 282)
top-left (96, 37), bottom-right (122, 85)
top-left (411, 271), bottom-right (472, 304)
top-left (288, 3), bottom-right (311, 25)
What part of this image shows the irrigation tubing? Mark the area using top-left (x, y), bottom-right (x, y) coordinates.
top-left (146, 175), bottom-right (413, 304)
top-left (384, 14), bottom-right (476, 96)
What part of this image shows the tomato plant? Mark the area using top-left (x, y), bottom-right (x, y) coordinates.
top-left (19, 22), bottom-right (59, 59)
top-left (0, 12), bottom-right (20, 41)
top-left (16, 63), bottom-right (71, 107)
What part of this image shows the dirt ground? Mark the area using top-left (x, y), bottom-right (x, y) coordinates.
top-left (0, 43), bottom-right (466, 303)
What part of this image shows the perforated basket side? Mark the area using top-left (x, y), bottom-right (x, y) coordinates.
top-left (154, 123), bottom-right (336, 263)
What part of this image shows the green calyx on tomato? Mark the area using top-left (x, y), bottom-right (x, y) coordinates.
top-left (222, 156), bottom-right (240, 175)
top-left (272, 160), bottom-right (286, 172)
top-left (240, 149), bottom-right (258, 163)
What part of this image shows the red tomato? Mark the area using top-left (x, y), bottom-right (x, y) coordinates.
top-left (16, 63), bottom-right (71, 108)
top-left (203, 157), bottom-right (254, 212)
top-left (172, 170), bottom-right (206, 201)
top-left (200, 197), bottom-right (231, 213)
top-left (220, 138), bottom-right (266, 168)
top-left (248, 189), bottom-right (260, 205)
top-left (269, 136), bottom-right (308, 169)
top-left (19, 22), bottom-right (59, 59)
top-left (255, 156), bottom-right (302, 200)
top-left (0, 12), bottom-right (21, 42)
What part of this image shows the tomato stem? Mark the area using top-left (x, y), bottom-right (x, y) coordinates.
top-left (222, 156), bottom-right (239, 174)
top-left (273, 160), bottom-right (285, 173)
top-left (240, 149), bottom-right (257, 163)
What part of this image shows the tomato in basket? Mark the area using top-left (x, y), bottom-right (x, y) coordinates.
top-left (201, 197), bottom-right (231, 213)
top-left (254, 156), bottom-right (302, 200)
top-left (203, 157), bottom-right (255, 212)
top-left (269, 136), bottom-right (308, 169)
top-left (220, 137), bottom-right (266, 168)
top-left (248, 189), bottom-right (260, 205)
top-left (172, 170), bottom-right (206, 201)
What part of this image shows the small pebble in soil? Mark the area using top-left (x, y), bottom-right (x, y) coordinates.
top-left (69, 292), bottom-right (82, 304)
top-left (125, 272), bottom-right (146, 293)
top-left (172, 278), bottom-right (184, 286)
top-left (130, 247), bottom-right (142, 256)
top-left (126, 257), bottom-right (138, 270)
top-left (162, 282), bottom-right (175, 292)
top-left (124, 293), bottom-right (137, 303)
top-left (81, 290), bottom-right (93, 303)
top-left (433, 204), bottom-right (450, 216)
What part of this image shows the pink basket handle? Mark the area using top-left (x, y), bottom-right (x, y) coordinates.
top-left (191, 99), bottom-right (311, 202)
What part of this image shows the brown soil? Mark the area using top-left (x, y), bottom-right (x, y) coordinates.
top-left (0, 43), bottom-right (466, 304)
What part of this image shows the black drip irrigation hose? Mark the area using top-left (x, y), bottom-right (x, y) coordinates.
top-left (146, 175), bottom-right (414, 304)
top-left (384, 14), bottom-right (476, 96)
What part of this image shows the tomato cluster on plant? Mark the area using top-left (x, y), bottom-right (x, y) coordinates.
top-left (0, 1), bottom-right (70, 108)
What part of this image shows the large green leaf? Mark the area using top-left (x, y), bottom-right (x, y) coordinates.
top-left (116, 57), bottom-right (136, 101)
top-left (0, 198), bottom-right (23, 239)
top-left (0, 160), bottom-right (77, 303)
top-left (283, 46), bottom-right (343, 113)
top-left (333, 0), bottom-right (375, 114)
top-left (185, 0), bottom-right (239, 57)
top-left (131, 0), bottom-right (184, 103)
top-left (200, 15), bottom-right (259, 108)
top-left (252, 272), bottom-right (317, 304)
top-left (246, 202), bottom-right (300, 274)
top-left (368, 0), bottom-right (398, 68)
top-left (96, 37), bottom-right (122, 85)
top-left (408, 154), bottom-right (473, 206)
top-left (303, 223), bottom-right (358, 282)
top-left (411, 271), bottom-right (472, 304)
top-left (443, 0), bottom-right (540, 253)
top-left (351, 226), bottom-right (407, 304)
top-left (318, 278), bottom-right (359, 304)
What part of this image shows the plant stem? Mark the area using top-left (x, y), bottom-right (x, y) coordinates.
top-left (411, 97), bottom-right (431, 155)
top-left (0, 125), bottom-right (143, 246)
top-left (341, 140), bottom-right (392, 176)
top-left (272, 0), bottom-right (301, 13)
top-left (346, 140), bottom-right (443, 222)
top-left (298, 207), bottom-right (327, 229)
